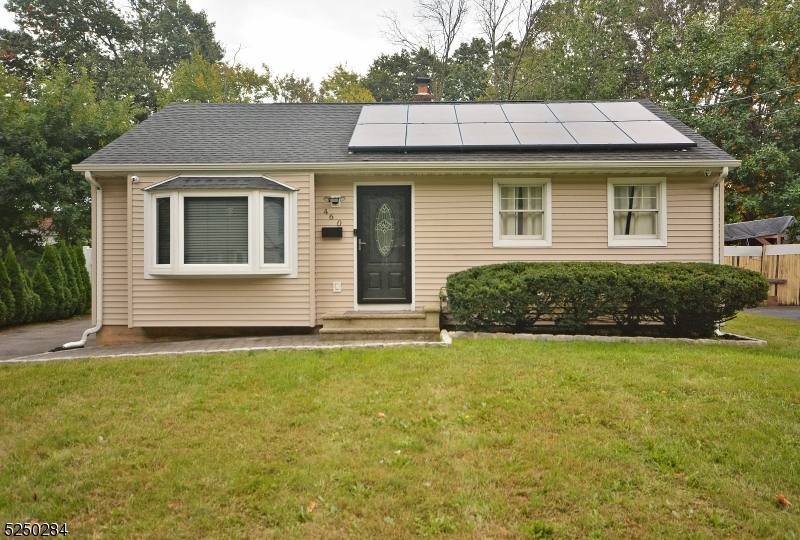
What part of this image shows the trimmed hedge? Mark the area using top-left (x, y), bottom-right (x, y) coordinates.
top-left (445, 262), bottom-right (769, 338)
top-left (0, 243), bottom-right (90, 328)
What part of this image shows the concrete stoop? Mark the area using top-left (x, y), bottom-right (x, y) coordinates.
top-left (320, 306), bottom-right (441, 342)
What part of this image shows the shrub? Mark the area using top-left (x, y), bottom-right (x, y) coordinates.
top-left (4, 245), bottom-right (39, 324)
top-left (445, 262), bottom-right (769, 338)
top-left (72, 245), bottom-right (92, 314)
top-left (0, 256), bottom-right (14, 326)
top-left (59, 242), bottom-right (81, 316)
top-left (39, 245), bottom-right (71, 319)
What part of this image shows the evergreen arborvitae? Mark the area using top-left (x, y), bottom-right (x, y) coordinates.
top-left (59, 242), bottom-right (81, 316)
top-left (40, 245), bottom-right (69, 319)
top-left (0, 255), bottom-right (15, 327)
top-left (31, 263), bottom-right (57, 321)
top-left (5, 246), bottom-right (32, 323)
top-left (73, 245), bottom-right (92, 314)
top-left (27, 272), bottom-right (42, 322)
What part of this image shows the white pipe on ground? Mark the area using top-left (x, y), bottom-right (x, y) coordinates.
top-left (61, 171), bottom-right (103, 350)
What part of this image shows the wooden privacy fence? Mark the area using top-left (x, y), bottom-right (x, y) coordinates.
top-left (725, 245), bottom-right (800, 306)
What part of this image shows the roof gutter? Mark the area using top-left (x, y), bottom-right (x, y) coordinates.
top-left (60, 171), bottom-right (103, 350)
top-left (73, 159), bottom-right (741, 175)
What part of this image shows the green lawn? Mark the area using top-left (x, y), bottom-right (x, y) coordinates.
top-left (1, 313), bottom-right (799, 539)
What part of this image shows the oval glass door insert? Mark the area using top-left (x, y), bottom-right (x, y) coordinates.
top-left (375, 203), bottom-right (395, 257)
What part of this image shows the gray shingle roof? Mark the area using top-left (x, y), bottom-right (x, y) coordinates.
top-left (79, 100), bottom-right (735, 167)
top-left (145, 176), bottom-right (294, 191)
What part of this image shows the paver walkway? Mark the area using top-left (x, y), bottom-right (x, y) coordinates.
top-left (0, 317), bottom-right (94, 361)
top-left (1, 332), bottom-right (446, 364)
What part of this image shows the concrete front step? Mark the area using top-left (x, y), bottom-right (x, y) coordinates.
top-left (322, 308), bottom-right (439, 330)
top-left (319, 327), bottom-right (442, 342)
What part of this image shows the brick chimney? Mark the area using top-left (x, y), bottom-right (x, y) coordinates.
top-left (413, 76), bottom-right (432, 102)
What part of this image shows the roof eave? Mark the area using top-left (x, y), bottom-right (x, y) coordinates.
top-left (73, 159), bottom-right (741, 175)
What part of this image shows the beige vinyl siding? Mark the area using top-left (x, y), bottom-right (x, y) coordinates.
top-left (314, 177), bottom-right (355, 323)
top-left (129, 174), bottom-right (313, 327)
top-left (98, 177), bottom-right (129, 325)
top-left (315, 174), bottom-right (714, 320)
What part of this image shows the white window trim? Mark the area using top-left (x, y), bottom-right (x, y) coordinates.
top-left (493, 178), bottom-right (552, 248)
top-left (144, 188), bottom-right (298, 277)
top-left (607, 177), bottom-right (667, 247)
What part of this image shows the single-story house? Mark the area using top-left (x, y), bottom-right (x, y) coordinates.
top-left (68, 86), bottom-right (739, 345)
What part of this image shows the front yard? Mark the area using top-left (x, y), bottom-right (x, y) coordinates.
top-left (1, 314), bottom-right (799, 539)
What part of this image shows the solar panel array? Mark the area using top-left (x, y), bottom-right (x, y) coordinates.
top-left (347, 102), bottom-right (697, 152)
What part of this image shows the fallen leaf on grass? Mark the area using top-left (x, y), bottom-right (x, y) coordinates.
top-left (776, 494), bottom-right (791, 507)
top-left (307, 500), bottom-right (317, 513)
top-left (378, 412), bottom-right (386, 418)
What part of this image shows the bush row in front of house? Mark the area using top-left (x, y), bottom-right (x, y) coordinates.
top-left (0, 243), bottom-right (91, 328)
top-left (445, 262), bottom-right (769, 338)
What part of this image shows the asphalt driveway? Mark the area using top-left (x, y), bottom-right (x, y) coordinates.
top-left (745, 306), bottom-right (800, 321)
top-left (0, 317), bottom-right (95, 361)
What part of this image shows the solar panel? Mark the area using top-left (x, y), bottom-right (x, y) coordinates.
top-left (593, 102), bottom-right (659, 121)
top-left (562, 122), bottom-right (634, 145)
top-left (501, 103), bottom-right (558, 123)
top-left (357, 104), bottom-right (408, 124)
top-left (615, 121), bottom-right (695, 146)
top-left (346, 101), bottom-right (697, 151)
top-left (348, 124), bottom-right (406, 149)
top-left (455, 103), bottom-right (507, 123)
top-left (406, 123), bottom-right (462, 147)
top-left (407, 104), bottom-right (457, 124)
top-left (511, 123), bottom-right (577, 146)
top-left (460, 123), bottom-right (519, 146)
top-left (547, 103), bottom-right (608, 122)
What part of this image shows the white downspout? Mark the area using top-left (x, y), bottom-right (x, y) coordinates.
top-left (712, 167), bottom-right (728, 265)
top-left (61, 171), bottom-right (103, 349)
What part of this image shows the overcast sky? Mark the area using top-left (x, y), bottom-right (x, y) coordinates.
top-left (0, 1), bottom-right (437, 83)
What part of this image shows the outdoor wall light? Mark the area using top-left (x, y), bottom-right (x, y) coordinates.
top-left (324, 195), bottom-right (345, 207)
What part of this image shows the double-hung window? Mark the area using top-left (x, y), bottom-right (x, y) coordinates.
top-left (144, 176), bottom-right (298, 276)
top-left (607, 177), bottom-right (667, 247)
top-left (493, 178), bottom-right (552, 247)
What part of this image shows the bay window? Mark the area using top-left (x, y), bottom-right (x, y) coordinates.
top-left (144, 176), bottom-right (298, 276)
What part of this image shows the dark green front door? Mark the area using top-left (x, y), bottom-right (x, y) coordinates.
top-left (356, 186), bottom-right (412, 304)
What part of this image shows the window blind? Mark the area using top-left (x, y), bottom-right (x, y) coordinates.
top-left (184, 197), bottom-right (249, 264)
top-left (263, 197), bottom-right (285, 264)
top-left (156, 197), bottom-right (170, 264)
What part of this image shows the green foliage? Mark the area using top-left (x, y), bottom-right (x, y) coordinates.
top-left (363, 49), bottom-right (437, 102)
top-left (38, 245), bottom-right (70, 319)
top-left (4, 245), bottom-right (40, 324)
top-left (0, 257), bottom-right (11, 326)
top-left (1, 0), bottom-right (224, 114)
top-left (73, 245), bottom-right (92, 314)
top-left (31, 260), bottom-right (57, 322)
top-left (158, 49), bottom-right (274, 106)
top-left (59, 243), bottom-right (81, 317)
top-left (648, 0), bottom-right (800, 239)
top-left (273, 73), bottom-right (318, 103)
top-left (0, 64), bottom-right (137, 255)
top-left (446, 262), bottom-right (768, 338)
top-left (441, 38), bottom-right (490, 101)
top-left (318, 65), bottom-right (375, 103)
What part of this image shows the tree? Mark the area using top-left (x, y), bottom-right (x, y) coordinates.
top-left (31, 261), bottom-right (56, 321)
top-left (158, 49), bottom-right (274, 106)
top-left (382, 0), bottom-right (470, 100)
top-left (73, 244), bottom-right (91, 314)
top-left (363, 49), bottom-right (437, 102)
top-left (442, 38), bottom-right (490, 101)
top-left (0, 255), bottom-right (13, 326)
top-left (318, 65), bottom-right (375, 103)
top-left (38, 244), bottom-right (69, 319)
top-left (59, 242), bottom-right (81, 316)
top-left (0, 64), bottom-right (136, 255)
top-left (648, 0), bottom-right (800, 238)
top-left (274, 73), bottom-right (318, 103)
top-left (4, 245), bottom-right (39, 323)
top-left (1, 0), bottom-right (224, 113)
